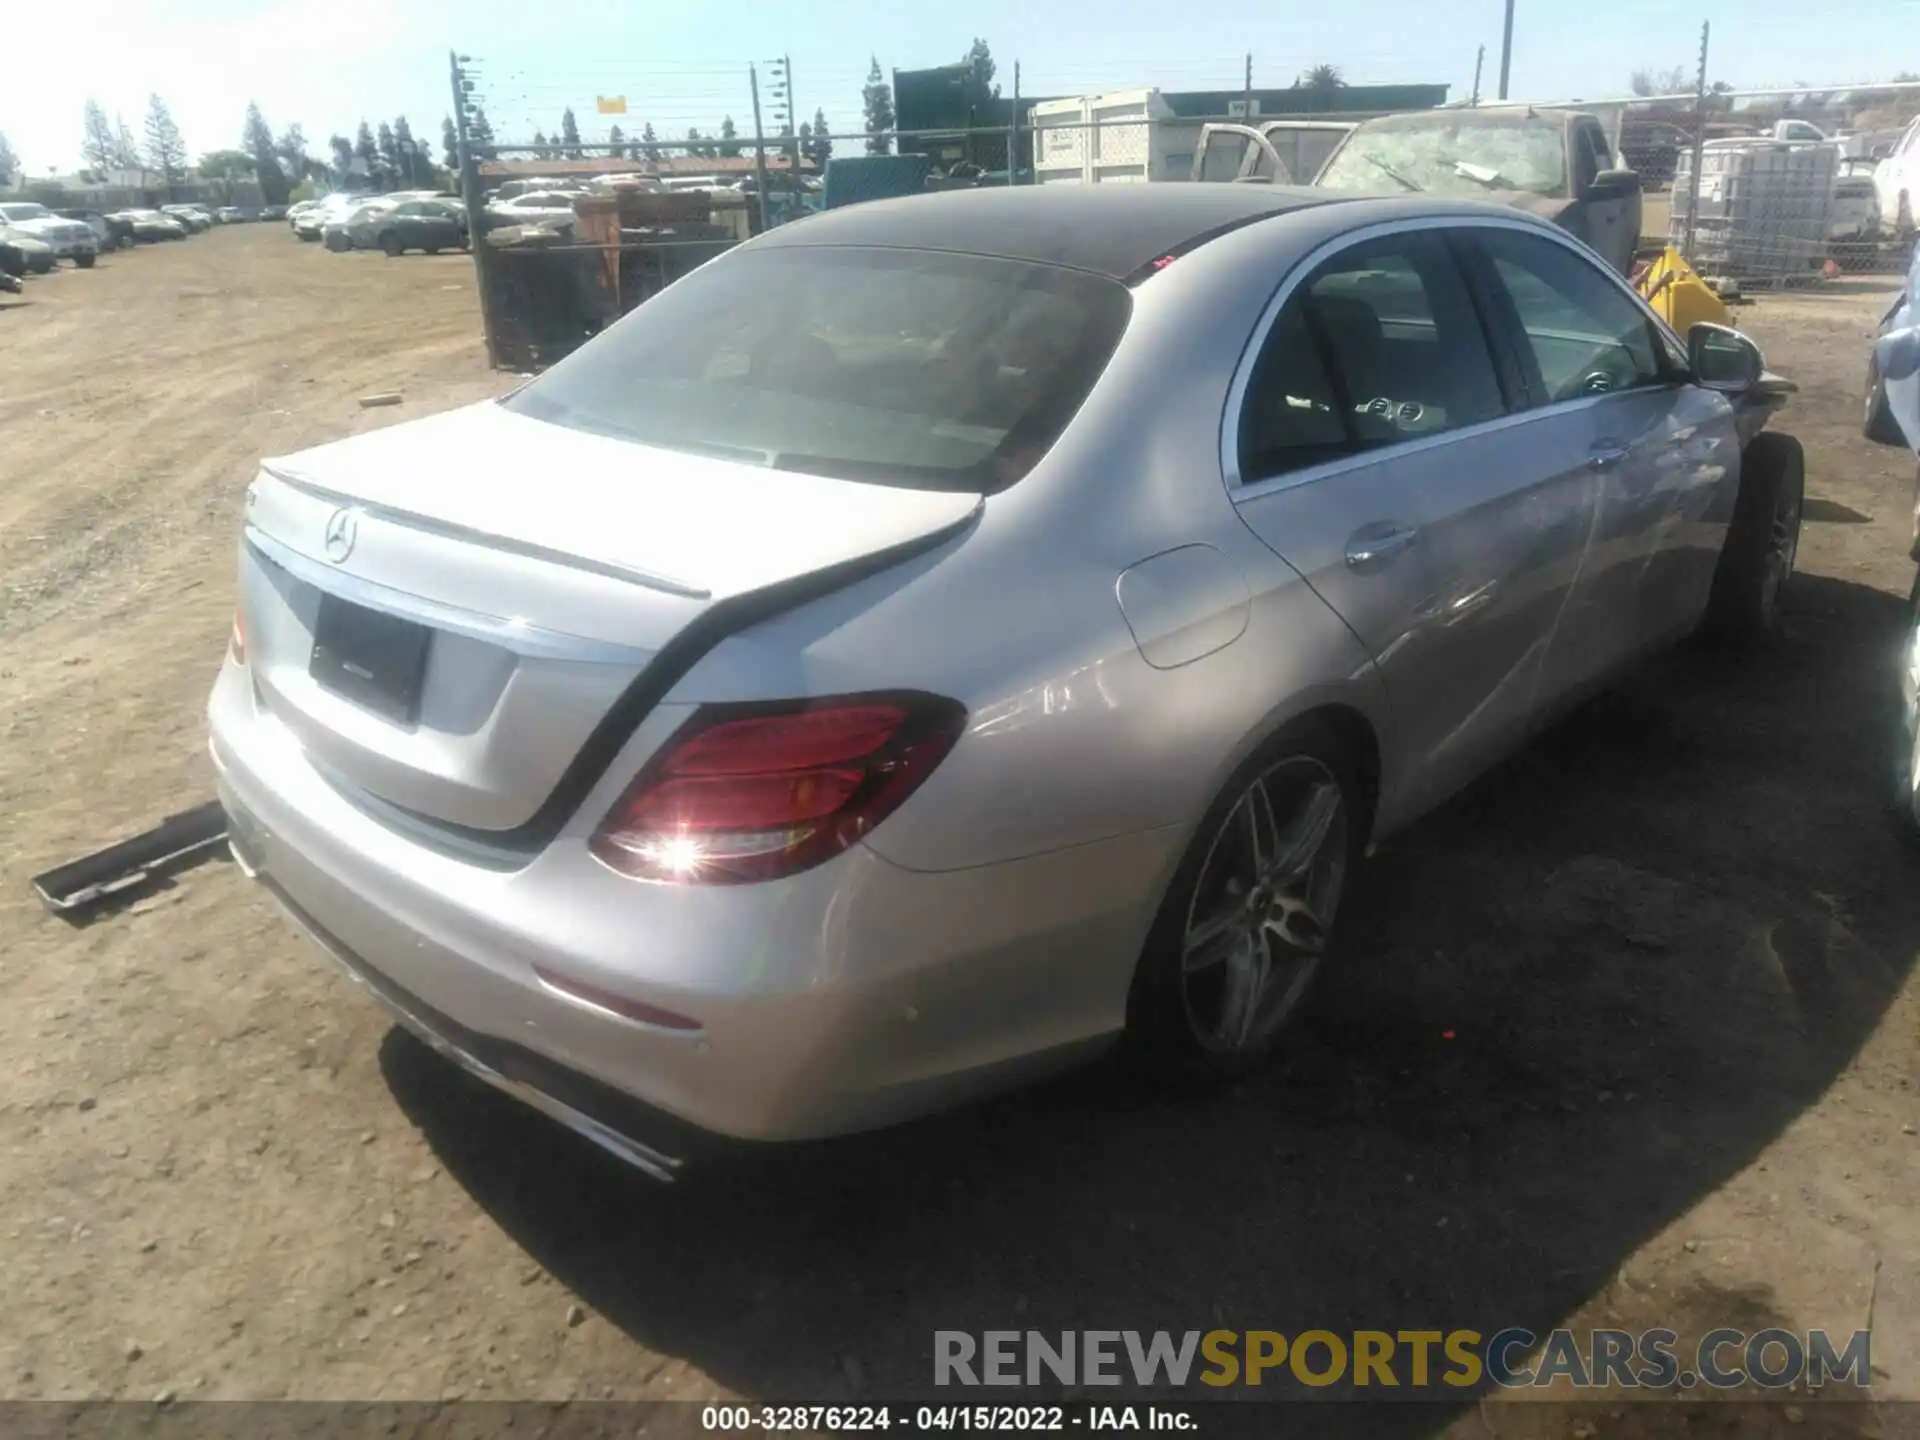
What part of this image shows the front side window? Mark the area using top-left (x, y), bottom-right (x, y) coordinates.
top-left (505, 245), bottom-right (1132, 493)
top-left (0, 203), bottom-right (51, 222)
top-left (1475, 228), bottom-right (1666, 404)
top-left (1237, 231), bottom-right (1507, 484)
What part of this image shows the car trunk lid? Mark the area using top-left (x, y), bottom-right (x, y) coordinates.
top-left (238, 400), bottom-right (980, 835)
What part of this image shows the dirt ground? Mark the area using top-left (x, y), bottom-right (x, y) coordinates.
top-left (1, 226), bottom-right (1916, 1435)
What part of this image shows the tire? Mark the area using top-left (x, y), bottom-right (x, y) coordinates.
top-left (29, 257), bottom-right (53, 274)
top-left (1705, 431), bottom-right (1806, 642)
top-left (1898, 569), bottom-right (1920, 840)
top-left (424, 246), bottom-right (440, 256)
top-left (1865, 351), bottom-right (1905, 446)
top-left (1126, 717), bottom-right (1365, 1083)
top-left (74, 253), bottom-right (95, 269)
top-left (381, 232), bottom-right (404, 257)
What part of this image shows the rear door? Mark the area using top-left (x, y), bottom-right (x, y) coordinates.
top-left (1228, 224), bottom-right (1604, 825)
top-left (1463, 223), bottom-right (1736, 690)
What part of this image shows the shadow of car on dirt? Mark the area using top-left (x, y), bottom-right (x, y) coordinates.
top-left (381, 570), bottom-right (1917, 1435)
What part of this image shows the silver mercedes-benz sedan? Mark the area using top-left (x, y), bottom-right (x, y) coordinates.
top-left (210, 186), bottom-right (1801, 1178)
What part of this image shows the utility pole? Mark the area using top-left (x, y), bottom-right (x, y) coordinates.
top-left (1682, 20), bottom-right (1711, 259)
top-left (748, 63), bottom-right (771, 233)
top-left (1497, 0), bottom-right (1515, 99)
top-left (448, 50), bottom-right (500, 369)
top-left (1471, 46), bottom-right (1485, 106)
top-left (1243, 52), bottom-right (1254, 118)
top-left (1008, 60), bottom-right (1020, 184)
top-left (785, 53), bottom-right (798, 180)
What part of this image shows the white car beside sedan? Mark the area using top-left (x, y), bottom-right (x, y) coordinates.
top-left (0, 201), bottom-right (100, 267)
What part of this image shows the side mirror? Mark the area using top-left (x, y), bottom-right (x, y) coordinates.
top-left (1585, 167), bottom-right (1642, 202)
top-left (1689, 322), bottom-right (1764, 394)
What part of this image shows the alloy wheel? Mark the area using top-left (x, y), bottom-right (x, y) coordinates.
top-left (1180, 757), bottom-right (1349, 1054)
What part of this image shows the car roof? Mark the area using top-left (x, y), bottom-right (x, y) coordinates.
top-left (748, 184), bottom-right (1357, 280)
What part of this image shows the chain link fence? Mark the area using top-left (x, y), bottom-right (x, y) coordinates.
top-left (446, 50), bottom-right (1920, 366)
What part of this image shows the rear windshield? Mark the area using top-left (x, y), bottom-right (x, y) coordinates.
top-left (503, 245), bottom-right (1132, 492)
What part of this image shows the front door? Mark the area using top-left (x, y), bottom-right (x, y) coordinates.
top-left (1467, 224), bottom-right (1737, 682)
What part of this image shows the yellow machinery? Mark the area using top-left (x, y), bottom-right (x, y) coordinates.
top-left (1635, 246), bottom-right (1732, 333)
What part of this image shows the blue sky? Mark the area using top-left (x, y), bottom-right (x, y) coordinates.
top-left (5, 0), bottom-right (1912, 177)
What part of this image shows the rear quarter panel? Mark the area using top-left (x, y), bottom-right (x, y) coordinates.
top-left (666, 209), bottom-right (1398, 874)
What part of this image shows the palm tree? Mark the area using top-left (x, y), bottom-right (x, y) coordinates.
top-left (1299, 64), bottom-right (1347, 92)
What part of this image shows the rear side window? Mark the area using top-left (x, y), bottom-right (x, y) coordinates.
top-left (1475, 228), bottom-right (1666, 403)
top-left (1237, 230), bottom-right (1506, 484)
top-left (505, 246), bottom-right (1132, 493)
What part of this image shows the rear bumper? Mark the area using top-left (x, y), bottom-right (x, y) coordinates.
top-left (209, 657), bottom-right (1176, 1154)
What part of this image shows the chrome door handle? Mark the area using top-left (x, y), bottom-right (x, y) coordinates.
top-left (1345, 525), bottom-right (1421, 569)
top-left (1589, 440), bottom-right (1633, 469)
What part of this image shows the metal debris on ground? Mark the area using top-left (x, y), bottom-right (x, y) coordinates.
top-left (30, 800), bottom-right (229, 919)
top-left (357, 392), bottom-right (404, 408)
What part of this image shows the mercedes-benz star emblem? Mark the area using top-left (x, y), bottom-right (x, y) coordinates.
top-left (323, 507), bottom-right (360, 564)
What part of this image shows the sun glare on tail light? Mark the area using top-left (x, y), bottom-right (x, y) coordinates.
top-left (229, 611), bottom-right (247, 664)
top-left (590, 694), bottom-right (966, 884)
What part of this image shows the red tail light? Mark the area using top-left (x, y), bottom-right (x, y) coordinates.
top-left (229, 610), bottom-right (247, 665)
top-left (590, 693), bottom-right (966, 884)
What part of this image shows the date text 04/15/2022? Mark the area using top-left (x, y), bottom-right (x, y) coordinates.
top-left (701, 1405), bottom-right (1199, 1432)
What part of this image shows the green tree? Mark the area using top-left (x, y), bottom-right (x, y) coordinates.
top-left (806, 106), bottom-right (832, 168)
top-left (441, 115), bottom-right (460, 170)
top-left (244, 102), bottom-right (291, 205)
top-left (112, 115), bottom-right (141, 169)
top-left (0, 132), bottom-right (18, 187)
top-left (393, 116), bottom-right (423, 186)
top-left (962, 39), bottom-right (999, 104)
top-left (1630, 66), bottom-right (1690, 97)
top-left (1299, 64), bottom-right (1346, 91)
top-left (82, 99), bottom-right (116, 176)
top-left (862, 56), bottom-right (895, 154)
top-left (560, 107), bottom-right (584, 159)
top-left (607, 123), bottom-right (625, 160)
top-left (329, 134), bottom-right (355, 180)
top-left (354, 120), bottom-right (378, 173)
top-left (531, 128), bottom-right (549, 149)
top-left (467, 106), bottom-right (496, 160)
top-left (143, 94), bottom-right (188, 195)
top-left (639, 121), bottom-right (658, 162)
top-left (685, 126), bottom-right (707, 160)
top-left (275, 123), bottom-right (311, 184)
top-left (718, 115), bottom-right (740, 159)
top-left (198, 149), bottom-right (255, 203)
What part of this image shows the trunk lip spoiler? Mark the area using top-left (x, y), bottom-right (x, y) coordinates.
top-left (245, 525), bottom-right (658, 666)
top-left (259, 462), bottom-right (712, 601)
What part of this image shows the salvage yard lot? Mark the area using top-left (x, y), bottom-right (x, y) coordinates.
top-left (2, 224), bottom-right (1916, 1430)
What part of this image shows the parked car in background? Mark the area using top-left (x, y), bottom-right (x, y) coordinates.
top-left (0, 202), bottom-right (100, 267)
top-left (57, 208), bottom-right (135, 251)
top-left (217, 206), bottom-right (246, 223)
top-left (0, 223), bottom-right (57, 275)
top-left (1830, 167), bottom-right (1882, 269)
top-left (290, 199), bottom-right (337, 241)
top-left (210, 187), bottom-right (1800, 1175)
top-left (114, 209), bottom-right (189, 242)
top-left (262, 204), bottom-right (289, 221)
top-left (1316, 105), bottom-right (1644, 275)
top-left (1874, 114), bottom-right (1920, 235)
top-left (324, 199), bottom-right (400, 251)
top-left (484, 190), bottom-right (581, 227)
top-left (349, 198), bottom-right (467, 256)
top-left (161, 204), bottom-right (212, 233)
